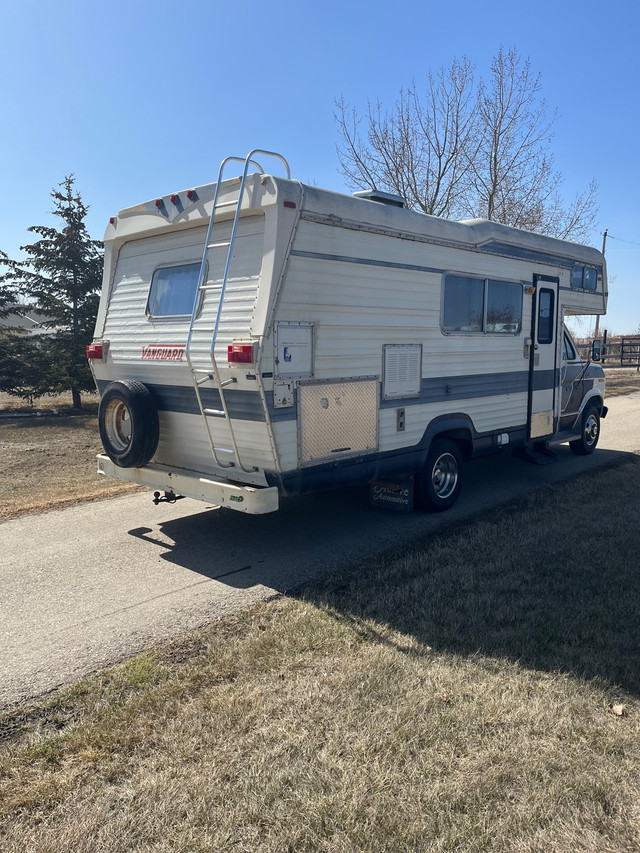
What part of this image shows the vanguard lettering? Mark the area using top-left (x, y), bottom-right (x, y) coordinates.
top-left (141, 345), bottom-right (185, 361)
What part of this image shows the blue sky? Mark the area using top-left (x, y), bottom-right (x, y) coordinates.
top-left (1, 0), bottom-right (638, 334)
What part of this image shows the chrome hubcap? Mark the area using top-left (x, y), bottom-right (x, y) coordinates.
top-left (431, 452), bottom-right (458, 499)
top-left (584, 414), bottom-right (599, 446)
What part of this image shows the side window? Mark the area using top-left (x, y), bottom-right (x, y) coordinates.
top-left (442, 275), bottom-right (522, 334)
top-left (147, 262), bottom-right (202, 318)
top-left (563, 333), bottom-right (577, 361)
top-left (583, 268), bottom-right (597, 291)
top-left (486, 280), bottom-right (522, 333)
top-left (537, 289), bottom-right (555, 344)
top-left (442, 275), bottom-right (484, 332)
top-left (571, 266), bottom-right (584, 290)
top-left (571, 266), bottom-right (598, 291)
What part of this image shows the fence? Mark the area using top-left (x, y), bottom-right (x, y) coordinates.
top-left (576, 334), bottom-right (640, 370)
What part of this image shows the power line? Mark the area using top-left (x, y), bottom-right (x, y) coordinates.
top-left (605, 233), bottom-right (640, 248)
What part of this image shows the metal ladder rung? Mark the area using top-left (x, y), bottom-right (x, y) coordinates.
top-left (184, 150), bottom-right (291, 475)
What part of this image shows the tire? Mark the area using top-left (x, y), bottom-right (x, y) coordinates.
top-left (416, 438), bottom-right (463, 512)
top-left (98, 380), bottom-right (159, 468)
top-left (569, 404), bottom-right (600, 456)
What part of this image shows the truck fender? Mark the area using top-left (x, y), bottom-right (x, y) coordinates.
top-left (578, 389), bottom-right (605, 416)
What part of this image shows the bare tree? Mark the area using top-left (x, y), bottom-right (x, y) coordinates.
top-left (335, 48), bottom-right (598, 242)
top-left (335, 57), bottom-right (477, 219)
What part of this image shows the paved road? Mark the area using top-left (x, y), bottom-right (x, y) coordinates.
top-left (2, 393), bottom-right (639, 709)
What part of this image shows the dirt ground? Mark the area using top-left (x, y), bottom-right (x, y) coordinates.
top-left (604, 366), bottom-right (640, 396)
top-left (0, 392), bottom-right (140, 520)
top-left (2, 367), bottom-right (640, 521)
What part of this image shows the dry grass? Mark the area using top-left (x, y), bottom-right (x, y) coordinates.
top-left (0, 392), bottom-right (140, 519)
top-left (1, 459), bottom-right (639, 852)
top-left (602, 366), bottom-right (640, 396)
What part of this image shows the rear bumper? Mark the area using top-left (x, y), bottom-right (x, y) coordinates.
top-left (97, 455), bottom-right (279, 514)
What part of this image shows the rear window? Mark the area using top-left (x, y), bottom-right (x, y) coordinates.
top-left (147, 262), bottom-right (201, 317)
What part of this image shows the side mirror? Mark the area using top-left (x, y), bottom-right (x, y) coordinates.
top-left (592, 339), bottom-right (602, 362)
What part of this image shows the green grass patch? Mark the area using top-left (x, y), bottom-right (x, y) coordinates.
top-left (1, 460), bottom-right (640, 851)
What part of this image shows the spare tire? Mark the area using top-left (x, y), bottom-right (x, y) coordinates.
top-left (98, 380), bottom-right (159, 468)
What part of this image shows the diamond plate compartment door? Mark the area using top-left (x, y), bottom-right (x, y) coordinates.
top-left (298, 378), bottom-right (379, 466)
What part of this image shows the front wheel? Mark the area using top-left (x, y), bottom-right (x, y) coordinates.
top-left (569, 404), bottom-right (601, 456)
top-left (416, 438), bottom-right (463, 512)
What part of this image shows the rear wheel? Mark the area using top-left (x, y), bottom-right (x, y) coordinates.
top-left (569, 404), bottom-right (600, 456)
top-left (416, 438), bottom-right (463, 512)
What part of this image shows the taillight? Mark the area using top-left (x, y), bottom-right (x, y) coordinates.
top-left (228, 343), bottom-right (255, 364)
top-left (86, 344), bottom-right (103, 360)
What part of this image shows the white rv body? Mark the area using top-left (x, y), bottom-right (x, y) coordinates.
top-left (89, 152), bottom-right (608, 513)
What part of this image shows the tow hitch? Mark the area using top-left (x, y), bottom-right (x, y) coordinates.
top-left (152, 490), bottom-right (185, 505)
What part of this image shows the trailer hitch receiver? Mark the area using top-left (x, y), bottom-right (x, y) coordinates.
top-left (153, 490), bottom-right (184, 505)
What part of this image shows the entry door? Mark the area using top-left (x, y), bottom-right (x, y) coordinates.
top-left (529, 275), bottom-right (559, 439)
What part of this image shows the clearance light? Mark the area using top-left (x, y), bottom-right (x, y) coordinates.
top-left (155, 199), bottom-right (163, 208)
top-left (186, 189), bottom-right (197, 201)
top-left (86, 344), bottom-right (103, 360)
top-left (170, 194), bottom-right (179, 205)
top-left (228, 343), bottom-right (255, 364)
top-left (283, 201), bottom-right (296, 209)
top-left (109, 216), bottom-right (116, 225)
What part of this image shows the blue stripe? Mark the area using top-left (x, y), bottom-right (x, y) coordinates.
top-left (291, 249), bottom-right (442, 276)
top-left (98, 368), bottom-right (558, 422)
top-left (291, 246), bottom-right (603, 281)
top-left (381, 370), bottom-right (556, 409)
top-left (97, 380), bottom-right (268, 422)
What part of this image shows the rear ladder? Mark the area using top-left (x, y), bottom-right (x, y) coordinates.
top-left (184, 149), bottom-right (290, 472)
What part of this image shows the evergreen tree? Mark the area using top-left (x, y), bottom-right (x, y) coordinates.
top-left (0, 253), bottom-right (19, 320)
top-left (0, 177), bottom-right (103, 408)
top-left (0, 335), bottom-right (59, 406)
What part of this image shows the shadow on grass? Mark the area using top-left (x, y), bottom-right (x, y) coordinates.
top-left (296, 458), bottom-right (640, 696)
top-left (127, 452), bottom-right (640, 695)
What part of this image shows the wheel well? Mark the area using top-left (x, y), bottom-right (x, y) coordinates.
top-left (584, 395), bottom-right (604, 414)
top-left (431, 429), bottom-right (473, 461)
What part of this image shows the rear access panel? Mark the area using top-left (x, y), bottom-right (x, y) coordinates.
top-left (298, 378), bottom-right (378, 466)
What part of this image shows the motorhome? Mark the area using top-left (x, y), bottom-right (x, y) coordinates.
top-left (87, 149), bottom-right (607, 514)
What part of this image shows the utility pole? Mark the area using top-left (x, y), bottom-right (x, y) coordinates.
top-left (594, 229), bottom-right (608, 340)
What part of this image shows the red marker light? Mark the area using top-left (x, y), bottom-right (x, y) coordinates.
top-left (86, 344), bottom-right (103, 360)
top-left (109, 217), bottom-right (116, 225)
top-left (228, 343), bottom-right (254, 364)
top-left (155, 199), bottom-right (163, 208)
top-left (170, 194), bottom-right (179, 205)
top-left (186, 189), bottom-right (196, 200)
top-left (283, 200), bottom-right (296, 209)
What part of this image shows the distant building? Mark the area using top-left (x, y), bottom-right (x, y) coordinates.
top-left (0, 307), bottom-right (55, 339)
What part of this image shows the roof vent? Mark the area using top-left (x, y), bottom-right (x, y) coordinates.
top-left (353, 189), bottom-right (406, 208)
